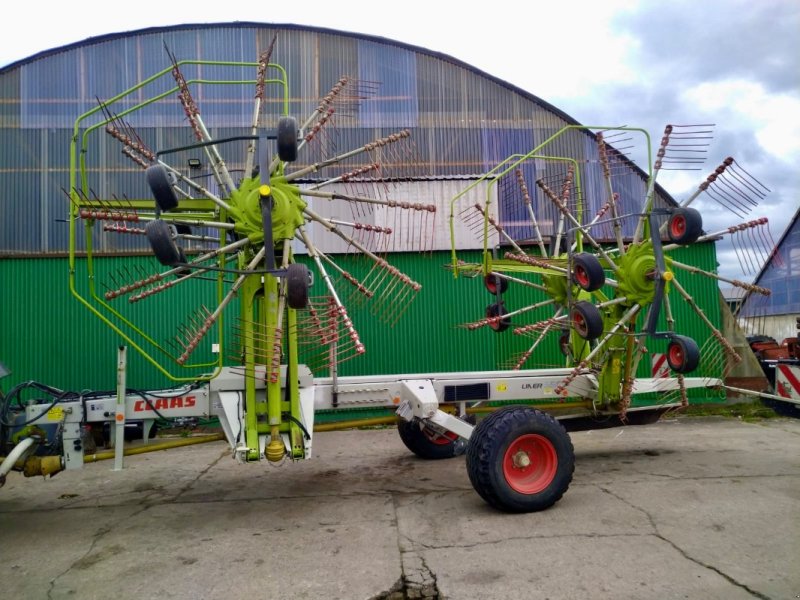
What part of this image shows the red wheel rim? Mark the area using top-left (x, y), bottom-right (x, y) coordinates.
top-left (572, 310), bottom-right (586, 336)
top-left (485, 276), bottom-right (497, 294)
top-left (503, 434), bottom-right (558, 494)
top-left (668, 343), bottom-right (684, 369)
top-left (559, 332), bottom-right (570, 355)
top-left (487, 303), bottom-right (507, 331)
top-left (575, 265), bottom-right (589, 288)
top-left (423, 427), bottom-right (457, 446)
top-left (670, 215), bottom-right (686, 238)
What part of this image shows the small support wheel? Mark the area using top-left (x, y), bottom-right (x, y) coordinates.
top-left (572, 253), bottom-right (605, 292)
top-left (145, 220), bottom-right (181, 266)
top-left (466, 406), bottom-right (574, 512)
top-left (397, 417), bottom-right (469, 459)
top-left (667, 207), bottom-right (703, 245)
top-left (571, 301), bottom-right (603, 340)
top-left (146, 164), bottom-right (179, 212)
top-left (277, 116), bottom-right (299, 162)
top-left (175, 247), bottom-right (192, 279)
top-left (286, 263), bottom-right (310, 309)
top-left (486, 302), bottom-right (511, 332)
top-left (666, 335), bottom-right (700, 373)
top-left (484, 273), bottom-right (508, 294)
top-left (558, 330), bottom-right (571, 356)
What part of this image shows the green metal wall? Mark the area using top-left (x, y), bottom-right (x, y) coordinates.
top-left (1, 243), bottom-right (723, 401)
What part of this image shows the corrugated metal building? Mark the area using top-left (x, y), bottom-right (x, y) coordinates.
top-left (0, 23), bottom-right (724, 396)
top-left (737, 205), bottom-right (800, 342)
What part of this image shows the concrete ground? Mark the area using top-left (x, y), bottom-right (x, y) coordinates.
top-left (1, 416), bottom-right (798, 600)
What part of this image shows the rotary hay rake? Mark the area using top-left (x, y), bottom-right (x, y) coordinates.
top-left (449, 123), bottom-right (774, 419)
top-left (440, 125), bottom-right (779, 510)
top-left (66, 41), bottom-right (433, 464)
top-left (5, 43), bottom-right (774, 513)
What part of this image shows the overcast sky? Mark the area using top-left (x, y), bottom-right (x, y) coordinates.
top-left (1, 0), bottom-right (797, 285)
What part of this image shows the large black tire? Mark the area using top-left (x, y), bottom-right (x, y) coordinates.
top-left (286, 263), bottom-right (310, 309)
top-left (277, 116), bottom-right (298, 162)
top-left (572, 253), bottom-right (605, 292)
top-left (145, 220), bottom-right (181, 266)
top-left (486, 302), bottom-right (511, 332)
top-left (397, 418), bottom-right (467, 459)
top-left (484, 273), bottom-right (508, 295)
top-left (466, 406), bottom-right (574, 512)
top-left (667, 207), bottom-right (703, 245)
top-left (666, 335), bottom-right (700, 373)
top-left (571, 301), bottom-right (603, 340)
top-left (146, 164), bottom-right (179, 212)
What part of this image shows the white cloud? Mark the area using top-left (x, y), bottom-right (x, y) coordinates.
top-left (682, 80), bottom-right (800, 160)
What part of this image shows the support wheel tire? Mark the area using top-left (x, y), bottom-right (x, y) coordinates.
top-left (146, 164), bottom-right (179, 212)
top-left (558, 330), bottom-right (571, 356)
top-left (175, 247), bottom-right (192, 279)
top-left (571, 301), bottom-right (603, 340)
top-left (667, 335), bottom-right (700, 373)
top-left (397, 418), bottom-right (467, 459)
top-left (667, 207), bottom-right (703, 245)
top-left (486, 302), bottom-right (511, 332)
top-left (277, 116), bottom-right (298, 162)
top-left (145, 220), bottom-right (181, 266)
top-left (484, 273), bottom-right (508, 294)
top-left (286, 263), bottom-right (310, 309)
top-left (466, 406), bottom-right (574, 512)
top-left (572, 253), bottom-right (605, 292)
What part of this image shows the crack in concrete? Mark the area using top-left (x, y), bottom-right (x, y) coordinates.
top-left (46, 502), bottom-right (153, 600)
top-left (408, 531), bottom-right (651, 552)
top-left (575, 472), bottom-right (800, 485)
top-left (42, 448), bottom-right (216, 599)
top-left (597, 485), bottom-right (772, 600)
top-left (169, 450), bottom-right (227, 502)
top-left (369, 495), bottom-right (443, 599)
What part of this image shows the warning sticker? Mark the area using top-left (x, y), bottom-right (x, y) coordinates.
top-left (47, 407), bottom-right (64, 421)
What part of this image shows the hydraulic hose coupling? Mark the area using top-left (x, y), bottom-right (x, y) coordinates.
top-left (23, 455), bottom-right (63, 478)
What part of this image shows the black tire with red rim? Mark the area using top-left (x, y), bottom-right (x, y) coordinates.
top-left (486, 302), bottom-right (511, 332)
top-left (571, 301), bottom-right (603, 340)
top-left (484, 273), bottom-right (509, 295)
top-left (667, 207), bottom-right (703, 245)
top-left (397, 418), bottom-right (467, 459)
top-left (572, 253), bottom-right (605, 292)
top-left (466, 406), bottom-right (574, 512)
top-left (558, 330), bottom-right (571, 356)
top-left (666, 335), bottom-right (700, 373)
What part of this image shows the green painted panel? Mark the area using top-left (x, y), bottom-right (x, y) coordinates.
top-left (0, 243), bottom-right (725, 404)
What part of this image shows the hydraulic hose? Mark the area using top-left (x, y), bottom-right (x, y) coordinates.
top-left (83, 433), bottom-right (225, 463)
top-left (0, 436), bottom-right (37, 486)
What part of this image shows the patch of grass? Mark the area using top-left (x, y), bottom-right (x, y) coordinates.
top-left (667, 402), bottom-right (779, 422)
